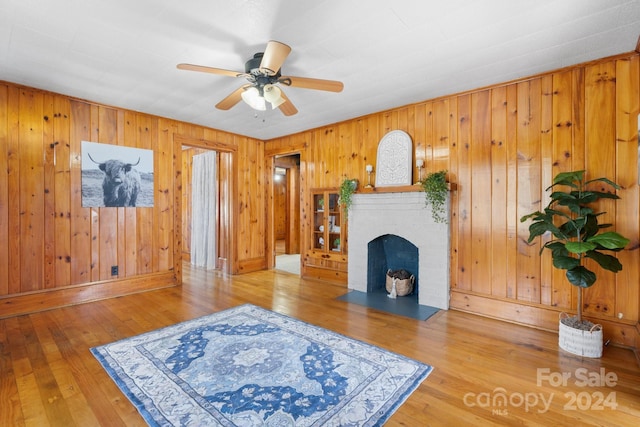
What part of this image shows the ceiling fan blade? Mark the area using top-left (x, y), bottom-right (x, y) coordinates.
top-left (215, 85), bottom-right (249, 110)
top-left (281, 76), bottom-right (344, 92)
top-left (259, 41), bottom-right (291, 75)
top-left (277, 90), bottom-right (298, 116)
top-left (177, 63), bottom-right (245, 78)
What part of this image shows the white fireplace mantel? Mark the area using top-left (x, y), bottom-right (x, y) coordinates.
top-left (347, 191), bottom-right (450, 310)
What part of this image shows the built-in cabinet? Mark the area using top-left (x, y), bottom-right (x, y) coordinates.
top-left (303, 188), bottom-right (348, 284)
top-left (312, 190), bottom-right (345, 253)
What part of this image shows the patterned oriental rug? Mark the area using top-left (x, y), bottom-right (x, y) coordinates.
top-left (91, 304), bottom-right (432, 426)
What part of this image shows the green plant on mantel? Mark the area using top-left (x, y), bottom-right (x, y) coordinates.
top-left (339, 178), bottom-right (358, 217)
top-left (520, 170), bottom-right (630, 327)
top-left (421, 170), bottom-right (448, 223)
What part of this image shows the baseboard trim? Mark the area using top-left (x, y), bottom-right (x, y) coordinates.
top-left (450, 291), bottom-right (639, 350)
top-left (0, 272), bottom-right (178, 319)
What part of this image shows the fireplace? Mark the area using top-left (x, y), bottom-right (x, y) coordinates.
top-left (347, 191), bottom-right (449, 310)
top-left (367, 234), bottom-right (419, 300)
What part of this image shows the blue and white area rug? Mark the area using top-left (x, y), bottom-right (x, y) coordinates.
top-left (91, 304), bottom-right (432, 426)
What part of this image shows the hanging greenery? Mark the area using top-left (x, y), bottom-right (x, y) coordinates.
top-left (339, 178), bottom-right (358, 217)
top-left (421, 170), bottom-right (448, 223)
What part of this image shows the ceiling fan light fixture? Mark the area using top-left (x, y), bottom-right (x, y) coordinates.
top-left (264, 84), bottom-right (286, 108)
top-left (241, 86), bottom-right (266, 111)
top-left (178, 40), bottom-right (342, 116)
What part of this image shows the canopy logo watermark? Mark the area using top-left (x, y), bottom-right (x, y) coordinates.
top-left (463, 367), bottom-right (618, 417)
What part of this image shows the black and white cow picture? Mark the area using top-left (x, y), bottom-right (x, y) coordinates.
top-left (87, 154), bottom-right (141, 207)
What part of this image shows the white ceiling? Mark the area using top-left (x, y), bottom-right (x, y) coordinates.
top-left (1, 0), bottom-right (639, 140)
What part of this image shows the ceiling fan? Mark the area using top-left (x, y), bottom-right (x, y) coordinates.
top-left (177, 41), bottom-right (344, 116)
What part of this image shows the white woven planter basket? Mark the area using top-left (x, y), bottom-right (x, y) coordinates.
top-left (558, 313), bottom-right (603, 358)
top-left (385, 272), bottom-right (415, 296)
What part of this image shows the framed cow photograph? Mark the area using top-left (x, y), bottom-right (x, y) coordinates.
top-left (81, 141), bottom-right (154, 208)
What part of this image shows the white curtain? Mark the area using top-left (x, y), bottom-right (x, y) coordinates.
top-left (191, 151), bottom-right (217, 269)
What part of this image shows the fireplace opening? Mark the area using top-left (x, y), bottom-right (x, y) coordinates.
top-left (367, 234), bottom-right (419, 302)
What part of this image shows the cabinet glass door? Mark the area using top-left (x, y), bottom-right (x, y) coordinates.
top-left (313, 194), bottom-right (325, 249)
top-left (327, 193), bottom-right (342, 252)
top-left (312, 190), bottom-right (345, 254)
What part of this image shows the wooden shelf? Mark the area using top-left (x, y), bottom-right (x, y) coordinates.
top-left (357, 182), bottom-right (457, 194)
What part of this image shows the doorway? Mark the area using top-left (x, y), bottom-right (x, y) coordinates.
top-left (273, 153), bottom-right (301, 274)
top-left (180, 142), bottom-right (233, 275)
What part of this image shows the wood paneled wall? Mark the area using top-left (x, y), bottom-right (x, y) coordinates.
top-left (0, 83), bottom-right (266, 316)
top-left (1, 51), bottom-right (638, 347)
top-left (0, 87), bottom-right (180, 307)
top-left (265, 52), bottom-right (640, 347)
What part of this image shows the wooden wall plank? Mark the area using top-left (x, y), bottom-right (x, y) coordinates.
top-left (136, 115), bottom-right (153, 275)
top-left (515, 80), bottom-right (542, 303)
top-left (337, 121), bottom-right (351, 182)
top-left (432, 100), bottom-right (450, 174)
top-left (252, 138), bottom-right (266, 259)
top-left (97, 107), bottom-right (118, 281)
top-left (235, 135), bottom-right (268, 273)
top-left (172, 122), bottom-right (183, 279)
top-left (287, 163), bottom-right (301, 254)
top-left (69, 101), bottom-right (94, 285)
top-left (424, 103), bottom-right (434, 170)
top-left (352, 119), bottom-right (365, 188)
top-left (505, 84), bottom-right (518, 299)
top-left (53, 95), bottom-right (72, 288)
top-left (551, 70), bottom-right (575, 309)
top-left (381, 111), bottom-right (394, 136)
top-left (43, 94), bottom-right (56, 289)
top-left (156, 121), bottom-right (173, 271)
top-left (405, 106), bottom-right (416, 181)
top-left (539, 75), bottom-right (554, 306)
top-left (326, 127), bottom-right (337, 188)
top-left (455, 94), bottom-right (472, 291)
top-left (123, 111), bottom-right (138, 277)
top-left (365, 116), bottom-right (378, 178)
top-left (584, 61), bottom-right (618, 318)
top-left (89, 104), bottom-right (100, 283)
top-left (237, 135), bottom-right (253, 265)
top-left (218, 150), bottom-right (233, 273)
top-left (569, 67), bottom-right (587, 310)
top-left (447, 97), bottom-right (459, 293)
top-left (614, 56), bottom-right (640, 323)
top-left (181, 147), bottom-right (194, 257)
top-left (19, 89), bottom-right (45, 292)
top-left (470, 91), bottom-right (492, 295)
top-left (414, 103), bottom-right (427, 177)
top-left (115, 110), bottom-right (126, 279)
top-left (490, 86), bottom-right (508, 298)
top-left (149, 118), bottom-right (160, 273)
top-left (0, 84), bottom-right (9, 295)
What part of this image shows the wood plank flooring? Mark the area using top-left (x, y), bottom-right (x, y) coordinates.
top-left (1, 263), bottom-right (639, 426)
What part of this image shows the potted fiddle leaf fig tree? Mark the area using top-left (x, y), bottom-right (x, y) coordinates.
top-left (520, 170), bottom-right (629, 358)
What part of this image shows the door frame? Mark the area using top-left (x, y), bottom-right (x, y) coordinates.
top-left (174, 134), bottom-right (236, 276)
top-left (266, 151), bottom-right (302, 269)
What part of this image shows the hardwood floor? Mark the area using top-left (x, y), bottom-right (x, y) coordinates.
top-left (1, 263), bottom-right (639, 426)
